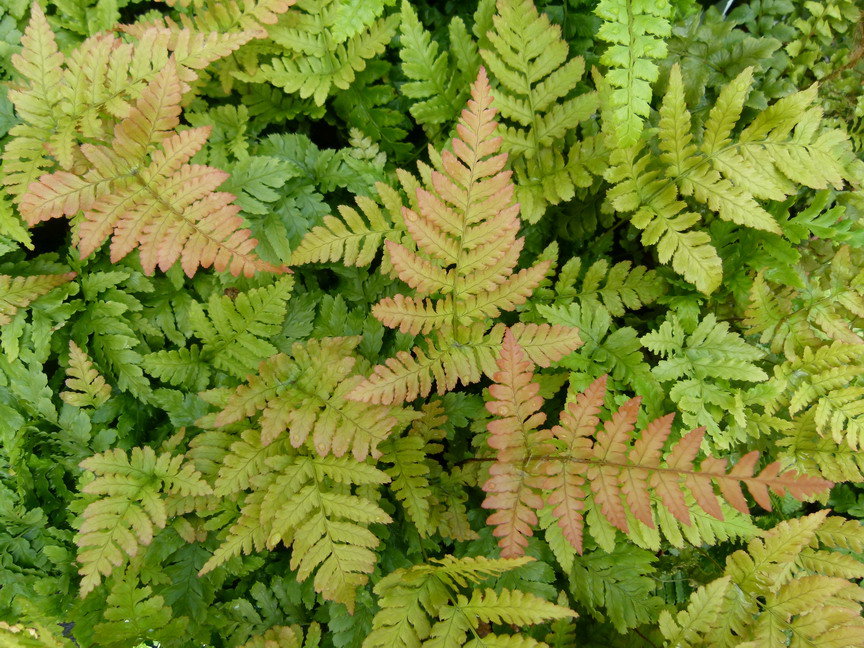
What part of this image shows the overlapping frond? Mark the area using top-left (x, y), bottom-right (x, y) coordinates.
top-left (205, 336), bottom-right (417, 460)
top-left (76, 447), bottom-right (211, 596)
top-left (243, 0), bottom-right (399, 106)
top-left (4, 7), bottom-right (251, 198)
top-left (291, 182), bottom-right (408, 267)
top-left (743, 246), bottom-right (864, 359)
top-left (0, 272), bottom-right (76, 326)
top-left (481, 0), bottom-right (599, 222)
top-left (200, 454), bottom-right (391, 611)
top-left (19, 66), bottom-right (282, 278)
top-left (606, 65), bottom-right (858, 293)
top-left (481, 331), bottom-right (831, 556)
top-left (660, 512), bottom-right (864, 647)
top-left (365, 555), bottom-right (573, 648)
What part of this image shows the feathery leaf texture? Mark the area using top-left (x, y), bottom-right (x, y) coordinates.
top-left (660, 512), bottom-right (864, 647)
top-left (481, 0), bottom-right (599, 222)
top-left (0, 272), bottom-right (76, 326)
top-left (481, 330), bottom-right (831, 556)
top-left (347, 69), bottom-right (581, 404)
top-left (61, 341), bottom-right (112, 408)
top-left (4, 5), bottom-right (252, 198)
top-left (200, 454), bottom-right (391, 611)
top-left (291, 181), bottom-right (408, 267)
top-left (76, 447), bottom-right (211, 597)
top-left (364, 555), bottom-right (574, 648)
top-left (153, 0), bottom-right (294, 37)
top-left (744, 246), bottom-right (864, 360)
top-left (767, 342), bottom-right (864, 453)
top-left (206, 336), bottom-right (418, 460)
top-left (596, 0), bottom-right (671, 147)
top-left (244, 0), bottom-right (399, 106)
top-left (18, 65), bottom-right (283, 278)
top-left (606, 65), bottom-right (857, 293)
top-left (398, 0), bottom-right (475, 129)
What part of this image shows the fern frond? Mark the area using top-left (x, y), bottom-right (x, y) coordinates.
top-left (92, 578), bottom-right (188, 647)
top-left (481, 0), bottom-right (598, 222)
top-left (398, 0), bottom-right (469, 128)
top-left (482, 329), bottom-right (551, 557)
top-left (187, 276), bottom-right (294, 379)
top-left (365, 555), bottom-right (568, 648)
top-left (76, 446), bottom-right (211, 596)
top-left (61, 340), bottom-right (112, 408)
top-left (252, 0), bottom-right (398, 106)
top-left (154, 0), bottom-right (293, 37)
top-left (606, 65), bottom-right (858, 293)
top-left (664, 512), bottom-right (864, 647)
top-left (208, 336), bottom-right (417, 460)
top-left (481, 333), bottom-right (831, 556)
top-left (596, 0), bottom-right (671, 147)
top-left (0, 272), bottom-right (76, 325)
top-left (291, 183), bottom-right (405, 266)
top-left (642, 313), bottom-right (768, 444)
top-left (743, 246), bottom-right (864, 359)
top-left (2, 4), bottom-right (63, 197)
top-left (201, 454), bottom-right (390, 611)
top-left (348, 69), bottom-right (579, 404)
top-left (19, 65), bottom-right (283, 277)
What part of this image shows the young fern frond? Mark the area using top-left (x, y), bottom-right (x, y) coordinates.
top-left (398, 0), bottom-right (480, 135)
top-left (364, 555), bottom-right (575, 648)
top-left (61, 341), bottom-right (112, 408)
top-left (606, 64), bottom-right (858, 293)
top-left (481, 0), bottom-right (599, 222)
top-left (75, 447), bottom-right (211, 597)
top-left (660, 512), bottom-right (864, 647)
top-left (0, 272), bottom-right (76, 326)
top-left (19, 65), bottom-right (283, 278)
top-left (482, 330), bottom-right (832, 557)
top-left (290, 181), bottom-right (409, 267)
top-left (596, 0), bottom-right (671, 147)
top-left (346, 69), bottom-right (581, 405)
top-left (153, 0), bottom-right (293, 37)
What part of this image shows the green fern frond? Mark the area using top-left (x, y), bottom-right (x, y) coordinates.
top-left (482, 0), bottom-right (599, 222)
top-left (250, 0), bottom-right (399, 106)
top-left (186, 276), bottom-right (294, 379)
top-left (607, 64), bottom-right (858, 293)
top-left (365, 555), bottom-right (571, 648)
top-left (0, 272), bottom-right (76, 326)
top-left (596, 0), bottom-right (671, 147)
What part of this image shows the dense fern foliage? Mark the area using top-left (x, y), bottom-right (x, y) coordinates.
top-left (1, 0), bottom-right (864, 646)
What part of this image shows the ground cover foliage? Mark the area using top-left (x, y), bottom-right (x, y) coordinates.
top-left (1, 0), bottom-right (864, 645)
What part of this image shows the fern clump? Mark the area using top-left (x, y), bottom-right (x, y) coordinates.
top-left (2, 0), bottom-right (864, 645)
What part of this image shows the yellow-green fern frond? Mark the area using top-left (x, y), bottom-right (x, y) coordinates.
top-left (482, 0), bottom-right (599, 222)
top-left (76, 447), bottom-right (211, 596)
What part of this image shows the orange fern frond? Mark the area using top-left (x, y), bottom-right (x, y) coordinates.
top-left (18, 65), bottom-right (283, 278)
top-left (481, 330), bottom-right (833, 556)
top-left (348, 69), bottom-right (580, 404)
top-left (482, 329), bottom-right (551, 557)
